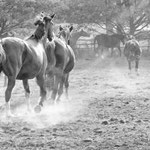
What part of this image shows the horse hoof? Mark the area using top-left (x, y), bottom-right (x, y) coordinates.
top-left (34, 105), bottom-right (41, 113)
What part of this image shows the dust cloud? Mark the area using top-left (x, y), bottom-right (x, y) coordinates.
top-left (0, 96), bottom-right (84, 129)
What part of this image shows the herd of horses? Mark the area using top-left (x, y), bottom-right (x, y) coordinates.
top-left (0, 12), bottom-right (142, 117)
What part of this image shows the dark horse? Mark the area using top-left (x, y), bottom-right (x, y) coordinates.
top-left (0, 13), bottom-right (54, 116)
top-left (44, 15), bottom-right (75, 103)
top-left (94, 33), bottom-right (126, 57)
top-left (124, 37), bottom-right (142, 75)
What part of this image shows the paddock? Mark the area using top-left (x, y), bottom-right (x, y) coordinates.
top-left (0, 46), bottom-right (150, 149)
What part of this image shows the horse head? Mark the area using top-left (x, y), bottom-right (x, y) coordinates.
top-left (120, 34), bottom-right (127, 45)
top-left (58, 25), bottom-right (73, 45)
top-left (79, 29), bottom-right (90, 37)
top-left (43, 14), bottom-right (56, 41)
top-left (32, 13), bottom-right (46, 41)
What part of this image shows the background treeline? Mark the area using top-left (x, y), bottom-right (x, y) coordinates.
top-left (0, 0), bottom-right (150, 39)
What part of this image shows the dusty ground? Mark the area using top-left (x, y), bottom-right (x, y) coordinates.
top-left (0, 54), bottom-right (150, 150)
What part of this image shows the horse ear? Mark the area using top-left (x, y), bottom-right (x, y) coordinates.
top-left (59, 26), bottom-right (63, 31)
top-left (51, 14), bottom-right (56, 19)
top-left (69, 25), bottom-right (73, 32)
top-left (40, 12), bottom-right (45, 18)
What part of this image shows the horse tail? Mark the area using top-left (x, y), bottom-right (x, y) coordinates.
top-left (0, 40), bottom-right (6, 73)
top-left (64, 47), bottom-right (75, 74)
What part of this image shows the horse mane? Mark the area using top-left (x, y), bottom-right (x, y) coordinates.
top-left (28, 23), bottom-right (45, 41)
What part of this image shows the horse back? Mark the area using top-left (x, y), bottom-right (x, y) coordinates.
top-left (53, 38), bottom-right (75, 73)
top-left (19, 39), bottom-right (47, 78)
top-left (95, 34), bottom-right (121, 48)
top-left (64, 45), bottom-right (75, 73)
top-left (2, 37), bottom-right (47, 79)
top-left (124, 39), bottom-right (142, 61)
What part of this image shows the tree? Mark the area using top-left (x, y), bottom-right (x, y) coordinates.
top-left (110, 0), bottom-right (150, 35)
top-left (55, 0), bottom-right (150, 36)
top-left (0, 0), bottom-right (35, 36)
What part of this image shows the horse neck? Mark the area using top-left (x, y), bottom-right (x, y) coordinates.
top-left (29, 25), bottom-right (47, 47)
top-left (71, 31), bottom-right (82, 44)
top-left (41, 34), bottom-right (48, 48)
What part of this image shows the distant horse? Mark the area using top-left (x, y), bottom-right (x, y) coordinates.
top-left (124, 37), bottom-right (142, 75)
top-left (94, 33), bottom-right (126, 57)
top-left (58, 25), bottom-right (73, 45)
top-left (69, 29), bottom-right (90, 58)
top-left (44, 15), bottom-right (75, 103)
top-left (0, 13), bottom-right (54, 116)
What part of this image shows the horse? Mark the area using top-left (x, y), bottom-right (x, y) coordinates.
top-left (94, 33), bottom-right (126, 57)
top-left (58, 25), bottom-right (73, 45)
top-left (0, 32), bottom-right (14, 87)
top-left (124, 37), bottom-right (142, 75)
top-left (69, 29), bottom-right (90, 58)
top-left (44, 15), bottom-right (75, 103)
top-left (0, 13), bottom-right (54, 116)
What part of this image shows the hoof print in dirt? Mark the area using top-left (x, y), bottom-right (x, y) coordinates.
top-left (135, 119), bottom-right (142, 123)
top-left (82, 138), bottom-right (93, 143)
top-left (101, 120), bottom-right (109, 125)
top-left (109, 118), bottom-right (118, 122)
top-left (124, 101), bottom-right (129, 104)
top-left (85, 146), bottom-right (96, 150)
top-left (120, 119), bottom-right (125, 124)
top-left (22, 127), bottom-right (30, 131)
top-left (144, 98), bottom-right (149, 102)
top-left (93, 128), bottom-right (103, 134)
top-left (114, 144), bottom-right (121, 147)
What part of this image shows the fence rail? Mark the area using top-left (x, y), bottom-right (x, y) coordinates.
top-left (74, 38), bottom-right (150, 58)
top-left (76, 38), bottom-right (150, 51)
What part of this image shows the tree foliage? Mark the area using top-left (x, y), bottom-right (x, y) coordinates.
top-left (0, 0), bottom-right (150, 37)
top-left (0, 0), bottom-right (36, 35)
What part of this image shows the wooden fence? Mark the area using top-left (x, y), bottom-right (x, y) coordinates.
top-left (75, 38), bottom-right (150, 58)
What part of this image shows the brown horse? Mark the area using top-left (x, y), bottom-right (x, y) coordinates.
top-left (69, 29), bottom-right (90, 58)
top-left (124, 37), bottom-right (142, 75)
top-left (58, 25), bottom-right (73, 45)
top-left (0, 32), bottom-right (14, 87)
top-left (94, 33), bottom-right (126, 57)
top-left (0, 13), bottom-right (54, 116)
top-left (44, 15), bottom-right (75, 103)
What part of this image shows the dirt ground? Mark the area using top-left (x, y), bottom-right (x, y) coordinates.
top-left (0, 54), bottom-right (150, 150)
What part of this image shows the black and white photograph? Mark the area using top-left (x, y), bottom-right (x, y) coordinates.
top-left (0, 0), bottom-right (150, 149)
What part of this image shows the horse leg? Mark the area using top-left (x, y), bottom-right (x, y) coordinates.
top-left (111, 48), bottom-right (113, 57)
top-left (116, 46), bottom-right (121, 57)
top-left (34, 74), bottom-right (46, 113)
top-left (135, 60), bottom-right (139, 76)
top-left (56, 75), bottom-right (65, 103)
top-left (22, 79), bottom-right (31, 112)
top-left (101, 47), bottom-right (104, 58)
top-left (4, 75), bottom-right (7, 87)
top-left (95, 46), bottom-right (99, 57)
top-left (51, 75), bottom-right (61, 103)
top-left (46, 72), bottom-right (54, 92)
top-left (128, 60), bottom-right (132, 75)
top-left (5, 76), bottom-right (16, 116)
top-left (118, 46), bottom-right (122, 57)
top-left (64, 73), bottom-right (69, 99)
